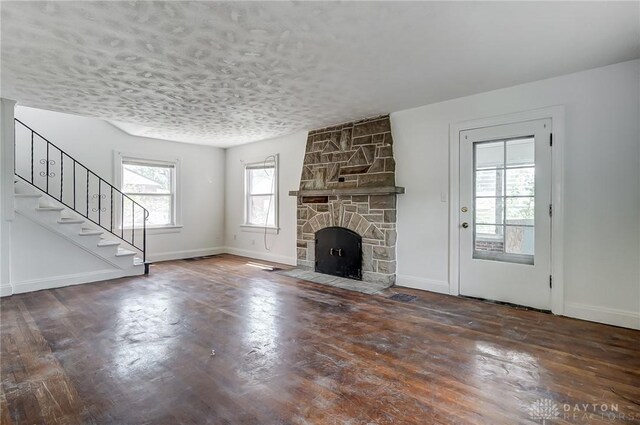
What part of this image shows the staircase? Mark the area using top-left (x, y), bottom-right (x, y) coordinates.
top-left (13, 119), bottom-right (149, 277)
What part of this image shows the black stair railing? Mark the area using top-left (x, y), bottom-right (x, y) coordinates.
top-left (13, 119), bottom-right (149, 264)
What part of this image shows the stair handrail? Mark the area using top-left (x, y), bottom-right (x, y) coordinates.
top-left (13, 118), bottom-right (149, 263)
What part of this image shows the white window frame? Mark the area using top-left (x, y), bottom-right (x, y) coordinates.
top-left (113, 151), bottom-right (182, 234)
top-left (242, 156), bottom-right (279, 233)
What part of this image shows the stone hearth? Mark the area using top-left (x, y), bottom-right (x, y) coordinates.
top-left (290, 115), bottom-right (403, 286)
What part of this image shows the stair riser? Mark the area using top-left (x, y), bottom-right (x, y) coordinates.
top-left (75, 234), bottom-right (104, 249)
top-left (32, 211), bottom-right (66, 226)
top-left (56, 223), bottom-right (85, 234)
top-left (96, 245), bottom-right (119, 257)
top-left (14, 197), bottom-right (42, 210)
top-left (113, 255), bottom-right (138, 268)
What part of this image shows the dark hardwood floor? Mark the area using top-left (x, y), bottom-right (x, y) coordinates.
top-left (1, 254), bottom-right (639, 424)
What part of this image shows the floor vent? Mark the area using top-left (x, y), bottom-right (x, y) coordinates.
top-left (389, 293), bottom-right (417, 302)
top-left (263, 267), bottom-right (283, 272)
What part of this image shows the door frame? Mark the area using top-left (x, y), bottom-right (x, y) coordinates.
top-left (448, 106), bottom-right (565, 315)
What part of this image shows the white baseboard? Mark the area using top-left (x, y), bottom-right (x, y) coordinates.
top-left (564, 302), bottom-right (640, 330)
top-left (10, 269), bottom-right (142, 295)
top-left (0, 283), bottom-right (13, 297)
top-left (396, 274), bottom-right (450, 295)
top-left (147, 247), bottom-right (226, 263)
top-left (223, 247), bottom-right (297, 266)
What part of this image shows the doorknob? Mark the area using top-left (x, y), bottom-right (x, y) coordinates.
top-left (462, 222), bottom-right (469, 229)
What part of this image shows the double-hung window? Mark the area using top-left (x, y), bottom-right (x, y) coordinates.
top-left (244, 159), bottom-right (278, 228)
top-left (122, 159), bottom-right (176, 227)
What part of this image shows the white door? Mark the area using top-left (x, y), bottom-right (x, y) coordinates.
top-left (459, 119), bottom-right (552, 310)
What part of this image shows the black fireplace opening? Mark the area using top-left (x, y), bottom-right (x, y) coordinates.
top-left (315, 227), bottom-right (362, 280)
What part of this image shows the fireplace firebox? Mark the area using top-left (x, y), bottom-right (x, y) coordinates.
top-left (315, 227), bottom-right (362, 280)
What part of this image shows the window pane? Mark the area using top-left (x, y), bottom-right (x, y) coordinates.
top-left (475, 141), bottom-right (504, 170)
top-left (248, 195), bottom-right (275, 226)
top-left (506, 137), bottom-right (534, 167)
top-left (475, 169), bottom-right (503, 197)
top-left (506, 168), bottom-right (535, 196)
top-left (505, 226), bottom-right (534, 255)
top-left (475, 197), bottom-right (504, 225)
top-left (128, 194), bottom-right (172, 226)
top-left (123, 163), bottom-right (172, 194)
top-left (506, 197), bottom-right (534, 225)
top-left (249, 167), bottom-right (275, 194)
top-left (475, 225), bottom-right (504, 253)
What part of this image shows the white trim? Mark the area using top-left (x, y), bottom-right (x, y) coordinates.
top-left (223, 246), bottom-right (296, 266)
top-left (147, 247), bottom-right (226, 263)
top-left (396, 274), bottom-right (450, 295)
top-left (240, 224), bottom-right (280, 234)
top-left (564, 302), bottom-right (640, 330)
top-left (448, 106), bottom-right (565, 314)
top-left (0, 283), bottom-right (12, 297)
top-left (113, 150), bottom-right (183, 229)
top-left (11, 269), bottom-right (141, 295)
top-left (121, 224), bottom-right (183, 235)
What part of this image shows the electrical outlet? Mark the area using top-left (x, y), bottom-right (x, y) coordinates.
top-left (252, 239), bottom-right (255, 246)
top-left (233, 234), bottom-right (237, 240)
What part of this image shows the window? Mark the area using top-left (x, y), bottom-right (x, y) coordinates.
top-left (244, 158), bottom-right (278, 228)
top-left (473, 137), bottom-right (535, 264)
top-left (121, 159), bottom-right (176, 227)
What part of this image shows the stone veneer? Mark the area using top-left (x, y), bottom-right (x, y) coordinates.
top-left (295, 115), bottom-right (399, 285)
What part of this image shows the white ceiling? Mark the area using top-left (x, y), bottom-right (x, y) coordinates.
top-left (1, 1), bottom-right (638, 148)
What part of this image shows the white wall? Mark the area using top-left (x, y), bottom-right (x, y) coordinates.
top-left (392, 59), bottom-right (639, 328)
top-left (15, 106), bottom-right (226, 262)
top-left (224, 131), bottom-right (307, 265)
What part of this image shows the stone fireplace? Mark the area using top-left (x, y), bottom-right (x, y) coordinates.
top-left (289, 115), bottom-right (404, 286)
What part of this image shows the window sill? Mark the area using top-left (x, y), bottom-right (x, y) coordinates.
top-left (240, 224), bottom-right (280, 235)
top-left (121, 225), bottom-right (183, 235)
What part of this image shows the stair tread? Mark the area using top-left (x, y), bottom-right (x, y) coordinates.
top-left (97, 240), bottom-right (120, 247)
top-left (116, 249), bottom-right (136, 257)
top-left (36, 207), bottom-right (65, 211)
top-left (58, 219), bottom-right (84, 224)
top-left (15, 194), bottom-right (42, 198)
top-left (79, 230), bottom-right (103, 236)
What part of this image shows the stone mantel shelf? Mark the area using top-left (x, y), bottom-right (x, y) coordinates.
top-left (289, 186), bottom-right (405, 197)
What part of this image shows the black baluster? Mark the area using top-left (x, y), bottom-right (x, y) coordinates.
top-left (73, 160), bottom-right (76, 209)
top-left (132, 202), bottom-right (135, 247)
top-left (30, 131), bottom-right (34, 183)
top-left (143, 209), bottom-right (147, 263)
top-left (60, 151), bottom-right (63, 201)
top-left (86, 169), bottom-right (89, 217)
top-left (46, 143), bottom-right (49, 193)
top-left (110, 187), bottom-right (114, 232)
top-left (98, 180), bottom-right (101, 226)
top-left (121, 193), bottom-right (124, 239)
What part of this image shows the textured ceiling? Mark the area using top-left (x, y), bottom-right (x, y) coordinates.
top-left (2, 1), bottom-right (639, 147)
